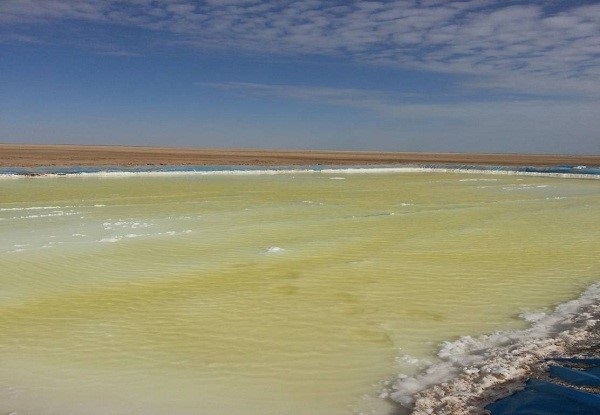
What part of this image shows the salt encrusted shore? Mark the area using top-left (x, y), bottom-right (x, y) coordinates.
top-left (388, 283), bottom-right (600, 415)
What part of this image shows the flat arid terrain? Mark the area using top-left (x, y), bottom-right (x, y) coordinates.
top-left (1, 144), bottom-right (599, 168)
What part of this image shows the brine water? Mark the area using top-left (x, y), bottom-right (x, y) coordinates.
top-left (0, 168), bottom-right (598, 415)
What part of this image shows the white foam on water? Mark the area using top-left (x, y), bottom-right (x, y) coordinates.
top-left (387, 282), bottom-right (600, 414)
top-left (330, 177), bottom-right (346, 180)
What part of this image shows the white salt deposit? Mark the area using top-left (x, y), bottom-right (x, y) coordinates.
top-left (0, 206), bottom-right (62, 211)
top-left (266, 246), bottom-right (285, 254)
top-left (389, 282), bottom-right (600, 415)
top-left (1, 167), bottom-right (599, 181)
top-left (518, 311), bottom-right (547, 323)
top-left (99, 237), bottom-right (120, 243)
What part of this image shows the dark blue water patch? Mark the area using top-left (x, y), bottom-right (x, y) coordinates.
top-left (486, 358), bottom-right (600, 415)
top-left (486, 379), bottom-right (600, 415)
top-left (550, 364), bottom-right (600, 386)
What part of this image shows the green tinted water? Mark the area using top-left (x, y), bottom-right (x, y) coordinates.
top-left (0, 172), bottom-right (598, 414)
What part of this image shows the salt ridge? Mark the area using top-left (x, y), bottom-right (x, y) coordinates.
top-left (388, 282), bottom-right (600, 415)
top-left (0, 166), bottom-right (598, 180)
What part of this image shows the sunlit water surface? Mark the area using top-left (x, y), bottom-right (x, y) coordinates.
top-left (0, 171), bottom-right (598, 415)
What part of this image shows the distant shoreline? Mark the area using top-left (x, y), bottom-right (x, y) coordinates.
top-left (1, 144), bottom-right (599, 168)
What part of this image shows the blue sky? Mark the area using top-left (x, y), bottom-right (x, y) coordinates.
top-left (1, 0), bottom-right (599, 154)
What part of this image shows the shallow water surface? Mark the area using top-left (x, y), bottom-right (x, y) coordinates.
top-left (0, 171), bottom-right (598, 414)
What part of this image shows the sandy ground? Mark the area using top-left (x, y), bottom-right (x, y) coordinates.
top-left (1, 144), bottom-right (599, 168)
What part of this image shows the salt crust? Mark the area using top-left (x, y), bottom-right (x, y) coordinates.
top-left (389, 283), bottom-right (600, 415)
top-left (0, 167), bottom-right (598, 180)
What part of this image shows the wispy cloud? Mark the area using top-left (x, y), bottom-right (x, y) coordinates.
top-left (202, 80), bottom-right (598, 120)
top-left (202, 80), bottom-right (600, 154)
top-left (0, 33), bottom-right (46, 44)
top-left (201, 81), bottom-right (395, 112)
top-left (2, 1), bottom-right (599, 95)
